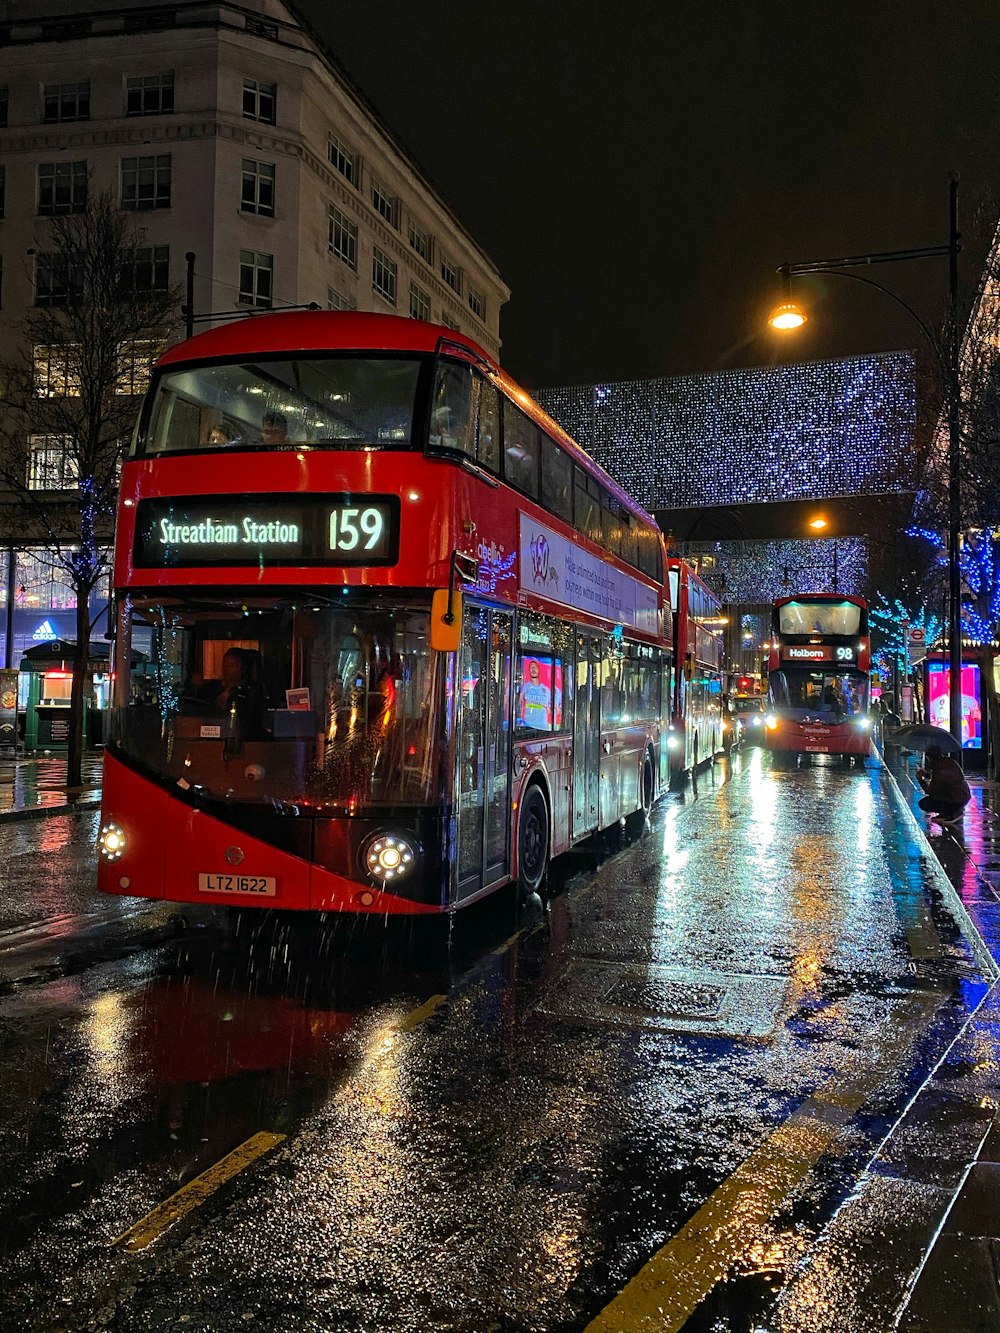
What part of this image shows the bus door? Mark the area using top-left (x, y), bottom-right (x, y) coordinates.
top-left (573, 631), bottom-right (601, 840)
top-left (455, 604), bottom-right (513, 902)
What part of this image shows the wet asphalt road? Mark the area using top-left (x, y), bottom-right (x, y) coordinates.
top-left (0, 750), bottom-right (987, 1333)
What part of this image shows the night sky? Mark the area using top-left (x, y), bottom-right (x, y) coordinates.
top-left (296, 2), bottom-right (1000, 392)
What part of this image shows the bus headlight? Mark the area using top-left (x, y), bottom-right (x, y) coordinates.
top-left (750, 715), bottom-right (763, 727)
top-left (765, 715), bottom-right (779, 731)
top-left (856, 716), bottom-right (872, 731)
top-left (363, 833), bottom-right (418, 883)
top-left (98, 822), bottom-right (126, 862)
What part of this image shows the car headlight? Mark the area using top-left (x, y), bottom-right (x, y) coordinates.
top-left (667, 735), bottom-right (681, 751)
top-left (765, 715), bottom-right (779, 731)
top-left (362, 832), bottom-right (419, 882)
top-left (98, 822), bottom-right (126, 862)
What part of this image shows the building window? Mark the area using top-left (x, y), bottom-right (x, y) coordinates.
top-left (35, 254), bottom-right (83, 307)
top-left (372, 247), bottom-right (397, 306)
top-left (43, 81), bottom-right (90, 123)
top-left (38, 161), bottom-right (88, 216)
top-left (241, 159), bottom-right (275, 216)
top-left (327, 134), bottom-right (355, 185)
top-left (327, 286), bottom-right (356, 311)
top-left (441, 313), bottom-right (461, 331)
top-left (121, 155), bottom-right (171, 210)
top-left (0, 88), bottom-right (8, 129)
top-left (408, 220), bottom-right (430, 262)
top-left (371, 179), bottom-right (396, 226)
top-left (440, 255), bottom-right (460, 293)
top-left (126, 72), bottom-right (174, 116)
top-left (33, 345), bottom-right (81, 398)
top-left (328, 205), bottom-right (357, 270)
top-left (239, 250), bottom-right (272, 307)
top-left (27, 435), bottom-right (78, 491)
top-left (468, 288), bottom-right (485, 321)
top-left (122, 245), bottom-right (169, 294)
top-left (242, 79), bottom-right (276, 124)
top-left (116, 340), bottom-right (158, 395)
top-left (17, 548), bottom-right (78, 610)
top-left (409, 283), bottom-right (430, 322)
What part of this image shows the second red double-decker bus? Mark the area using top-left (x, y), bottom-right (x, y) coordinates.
top-left (98, 311), bottom-right (672, 914)
top-left (765, 593), bottom-right (873, 766)
top-left (666, 557), bottom-right (726, 786)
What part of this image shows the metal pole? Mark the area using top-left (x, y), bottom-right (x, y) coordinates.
top-left (4, 547), bottom-right (15, 670)
top-left (947, 176), bottom-right (963, 748)
top-left (832, 542), bottom-right (838, 593)
top-left (184, 251), bottom-right (195, 340)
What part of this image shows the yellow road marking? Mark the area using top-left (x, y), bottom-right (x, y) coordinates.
top-left (110, 1132), bottom-right (285, 1252)
top-left (585, 992), bottom-right (940, 1333)
top-left (394, 992), bottom-right (447, 1032)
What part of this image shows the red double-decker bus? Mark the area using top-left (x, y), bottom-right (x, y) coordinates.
top-left (765, 593), bottom-right (873, 766)
top-left (97, 312), bottom-right (672, 914)
top-left (666, 557), bottom-right (727, 786)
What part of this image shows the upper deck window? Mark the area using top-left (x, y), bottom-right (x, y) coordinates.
top-left (136, 355), bottom-right (423, 456)
top-left (777, 600), bottom-right (863, 637)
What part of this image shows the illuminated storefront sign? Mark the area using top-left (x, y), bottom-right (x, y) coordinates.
top-left (927, 662), bottom-right (982, 749)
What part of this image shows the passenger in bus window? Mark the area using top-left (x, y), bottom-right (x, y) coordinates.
top-left (260, 410), bottom-right (289, 444)
top-left (208, 422), bottom-right (235, 445)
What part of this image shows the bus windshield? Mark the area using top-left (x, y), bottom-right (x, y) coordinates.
top-left (777, 600), bottom-right (863, 636)
top-left (137, 354), bottom-right (424, 455)
top-left (110, 594), bottom-right (445, 808)
top-left (770, 669), bottom-right (869, 718)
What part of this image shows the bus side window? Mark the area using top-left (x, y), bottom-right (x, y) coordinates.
top-left (540, 437), bottom-right (573, 523)
top-left (477, 380), bottom-right (500, 473)
top-left (430, 361), bottom-right (475, 456)
top-left (503, 400), bottom-right (540, 499)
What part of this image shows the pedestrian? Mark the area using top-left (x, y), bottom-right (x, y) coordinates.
top-left (916, 743), bottom-right (971, 830)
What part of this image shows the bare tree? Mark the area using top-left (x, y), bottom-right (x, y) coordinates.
top-left (0, 189), bottom-right (179, 786)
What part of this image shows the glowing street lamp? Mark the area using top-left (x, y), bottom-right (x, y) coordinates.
top-left (768, 301), bottom-right (807, 331)
top-left (808, 516), bottom-right (829, 531)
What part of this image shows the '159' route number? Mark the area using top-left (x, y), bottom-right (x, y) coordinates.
top-left (329, 506), bottom-right (384, 552)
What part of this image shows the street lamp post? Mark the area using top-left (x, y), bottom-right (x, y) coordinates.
top-left (769, 179), bottom-right (963, 745)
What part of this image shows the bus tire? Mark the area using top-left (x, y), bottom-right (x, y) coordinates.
top-left (517, 785), bottom-right (549, 902)
top-left (625, 754), bottom-right (654, 838)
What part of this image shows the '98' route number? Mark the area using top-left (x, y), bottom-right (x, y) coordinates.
top-left (329, 505), bottom-right (385, 552)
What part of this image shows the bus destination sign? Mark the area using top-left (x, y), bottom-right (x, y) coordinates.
top-left (133, 494), bottom-right (399, 568)
top-left (781, 644), bottom-right (855, 663)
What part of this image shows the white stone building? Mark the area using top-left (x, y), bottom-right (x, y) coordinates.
top-left (0, 0), bottom-right (508, 677)
top-left (0, 0), bottom-right (509, 361)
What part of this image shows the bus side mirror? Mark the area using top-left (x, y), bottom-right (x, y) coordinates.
top-left (430, 589), bottom-right (462, 652)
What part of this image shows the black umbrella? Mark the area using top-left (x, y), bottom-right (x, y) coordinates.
top-left (885, 723), bottom-right (962, 755)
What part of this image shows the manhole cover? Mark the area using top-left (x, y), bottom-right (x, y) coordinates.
top-left (607, 977), bottom-right (724, 1018)
top-left (539, 960), bottom-right (789, 1040)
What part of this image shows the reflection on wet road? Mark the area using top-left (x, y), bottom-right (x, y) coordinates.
top-left (0, 750), bottom-right (986, 1332)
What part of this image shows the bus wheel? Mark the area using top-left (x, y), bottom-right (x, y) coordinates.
top-left (625, 755), bottom-right (654, 838)
top-left (517, 786), bottom-right (549, 902)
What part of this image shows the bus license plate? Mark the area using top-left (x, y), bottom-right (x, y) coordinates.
top-left (804, 745), bottom-right (829, 753)
top-left (198, 873), bottom-right (276, 897)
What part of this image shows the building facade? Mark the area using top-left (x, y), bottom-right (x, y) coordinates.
top-left (0, 0), bottom-right (509, 677)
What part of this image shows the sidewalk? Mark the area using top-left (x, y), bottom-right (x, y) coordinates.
top-left (0, 751), bottom-right (103, 821)
top-left (876, 747), bottom-right (1000, 1331)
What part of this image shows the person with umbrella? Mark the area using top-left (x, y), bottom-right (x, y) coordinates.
top-left (916, 743), bottom-right (971, 829)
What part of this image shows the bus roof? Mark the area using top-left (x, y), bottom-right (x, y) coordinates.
top-left (155, 311), bottom-right (659, 531)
